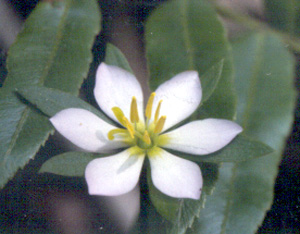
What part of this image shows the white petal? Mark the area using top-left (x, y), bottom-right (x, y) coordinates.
top-left (148, 148), bottom-right (202, 199)
top-left (94, 63), bottom-right (144, 123)
top-left (153, 71), bottom-right (201, 131)
top-left (50, 108), bottom-right (126, 152)
top-left (85, 148), bottom-right (145, 196)
top-left (162, 119), bottom-right (243, 155)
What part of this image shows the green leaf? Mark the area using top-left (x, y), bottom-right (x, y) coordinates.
top-left (105, 43), bottom-right (133, 73)
top-left (39, 151), bottom-right (97, 177)
top-left (148, 162), bottom-right (219, 233)
top-left (0, 0), bottom-right (100, 188)
top-left (17, 85), bottom-right (114, 125)
top-left (200, 59), bottom-right (224, 104)
top-left (0, 89), bottom-right (51, 187)
top-left (145, 0), bottom-right (236, 120)
top-left (167, 135), bottom-right (273, 163)
top-left (190, 32), bottom-right (296, 234)
top-left (264, 0), bottom-right (300, 35)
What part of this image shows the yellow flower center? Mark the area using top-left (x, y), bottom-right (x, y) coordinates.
top-left (107, 92), bottom-right (167, 151)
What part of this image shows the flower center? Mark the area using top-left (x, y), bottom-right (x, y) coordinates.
top-left (107, 92), bottom-right (166, 150)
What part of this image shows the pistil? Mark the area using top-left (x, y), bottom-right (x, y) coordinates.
top-left (143, 130), bottom-right (151, 145)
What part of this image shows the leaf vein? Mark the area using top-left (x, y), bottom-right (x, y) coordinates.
top-left (179, 0), bottom-right (195, 69)
top-left (40, 0), bottom-right (72, 85)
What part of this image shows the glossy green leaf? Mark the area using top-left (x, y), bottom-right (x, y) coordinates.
top-left (145, 0), bottom-right (236, 120)
top-left (0, 0), bottom-right (100, 188)
top-left (39, 151), bottom-right (98, 177)
top-left (0, 89), bottom-right (49, 187)
top-left (17, 86), bottom-right (113, 125)
top-left (265, 0), bottom-right (300, 35)
top-left (105, 43), bottom-right (133, 73)
top-left (189, 33), bottom-right (296, 234)
top-left (167, 135), bottom-right (273, 163)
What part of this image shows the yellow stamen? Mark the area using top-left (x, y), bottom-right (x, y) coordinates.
top-left (130, 96), bottom-right (139, 123)
top-left (154, 100), bottom-right (163, 124)
top-left (108, 128), bottom-right (128, 140)
top-left (112, 107), bottom-right (125, 125)
top-left (154, 116), bottom-right (166, 134)
top-left (145, 92), bottom-right (156, 119)
top-left (143, 130), bottom-right (151, 145)
top-left (123, 116), bottom-right (135, 138)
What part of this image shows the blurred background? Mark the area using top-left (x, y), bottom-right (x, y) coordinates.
top-left (0, 0), bottom-right (299, 233)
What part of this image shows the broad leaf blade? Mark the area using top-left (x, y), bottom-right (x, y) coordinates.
top-left (39, 152), bottom-right (97, 177)
top-left (224, 33), bottom-right (296, 234)
top-left (145, 0), bottom-right (236, 120)
top-left (0, 0), bottom-right (100, 188)
top-left (190, 32), bottom-right (296, 234)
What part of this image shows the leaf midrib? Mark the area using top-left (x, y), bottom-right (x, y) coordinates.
top-left (179, 0), bottom-right (195, 70)
top-left (220, 34), bottom-right (266, 234)
top-left (40, 0), bottom-right (71, 86)
top-left (2, 0), bottom-right (72, 170)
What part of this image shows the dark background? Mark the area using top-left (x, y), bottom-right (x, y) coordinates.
top-left (0, 0), bottom-right (299, 233)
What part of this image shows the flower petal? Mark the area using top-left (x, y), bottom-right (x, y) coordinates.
top-left (162, 119), bottom-right (243, 155)
top-left (85, 148), bottom-right (145, 196)
top-left (153, 71), bottom-right (201, 131)
top-left (94, 63), bottom-right (144, 123)
top-left (50, 108), bottom-right (126, 152)
top-left (148, 147), bottom-right (202, 199)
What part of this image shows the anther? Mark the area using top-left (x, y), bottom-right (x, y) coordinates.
top-left (123, 116), bottom-right (135, 138)
top-left (107, 129), bottom-right (128, 140)
top-left (154, 116), bottom-right (166, 134)
top-left (112, 107), bottom-right (125, 125)
top-left (130, 96), bottom-right (139, 123)
top-left (154, 100), bottom-right (163, 124)
top-left (145, 92), bottom-right (156, 119)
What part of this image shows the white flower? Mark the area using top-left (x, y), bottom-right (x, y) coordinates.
top-left (50, 63), bottom-right (242, 200)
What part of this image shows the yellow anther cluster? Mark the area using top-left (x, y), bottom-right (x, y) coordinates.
top-left (108, 92), bottom-right (166, 150)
